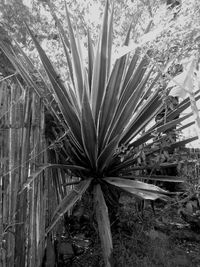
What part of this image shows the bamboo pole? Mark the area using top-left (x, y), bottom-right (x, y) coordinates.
top-left (7, 82), bottom-right (15, 267)
top-left (0, 81), bottom-right (8, 267)
top-left (15, 89), bottom-right (32, 267)
top-left (36, 99), bottom-right (47, 267)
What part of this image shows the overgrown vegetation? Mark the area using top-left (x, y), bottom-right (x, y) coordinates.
top-left (0, 0), bottom-right (200, 266)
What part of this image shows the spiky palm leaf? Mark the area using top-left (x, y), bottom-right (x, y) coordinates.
top-left (1, 1), bottom-right (199, 265)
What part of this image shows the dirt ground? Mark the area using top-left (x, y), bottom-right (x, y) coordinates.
top-left (54, 195), bottom-right (200, 267)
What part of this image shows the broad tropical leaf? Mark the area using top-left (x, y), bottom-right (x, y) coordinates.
top-left (91, 0), bottom-right (111, 123)
top-left (46, 178), bottom-right (92, 234)
top-left (93, 184), bottom-right (113, 267)
top-left (19, 164), bottom-right (89, 194)
top-left (105, 177), bottom-right (170, 200)
top-left (121, 174), bottom-right (184, 183)
top-left (25, 25), bottom-right (84, 148)
top-left (65, 3), bottom-right (85, 106)
top-left (97, 135), bottom-right (120, 172)
top-left (81, 87), bottom-right (97, 169)
top-left (87, 29), bottom-right (94, 90)
top-left (98, 57), bottom-right (127, 151)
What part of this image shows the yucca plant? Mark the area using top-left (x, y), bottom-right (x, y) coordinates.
top-left (1, 1), bottom-right (199, 266)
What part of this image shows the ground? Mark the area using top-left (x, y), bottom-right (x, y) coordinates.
top-left (52, 193), bottom-right (200, 267)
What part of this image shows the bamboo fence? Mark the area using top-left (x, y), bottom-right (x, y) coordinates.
top-left (0, 78), bottom-right (60, 267)
top-left (0, 26), bottom-right (77, 265)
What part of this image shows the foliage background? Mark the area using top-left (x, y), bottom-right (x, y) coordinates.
top-left (1, 0), bottom-right (199, 146)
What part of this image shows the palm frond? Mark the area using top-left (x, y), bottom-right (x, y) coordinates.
top-left (46, 178), bottom-right (92, 234)
top-left (94, 184), bottom-right (113, 267)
